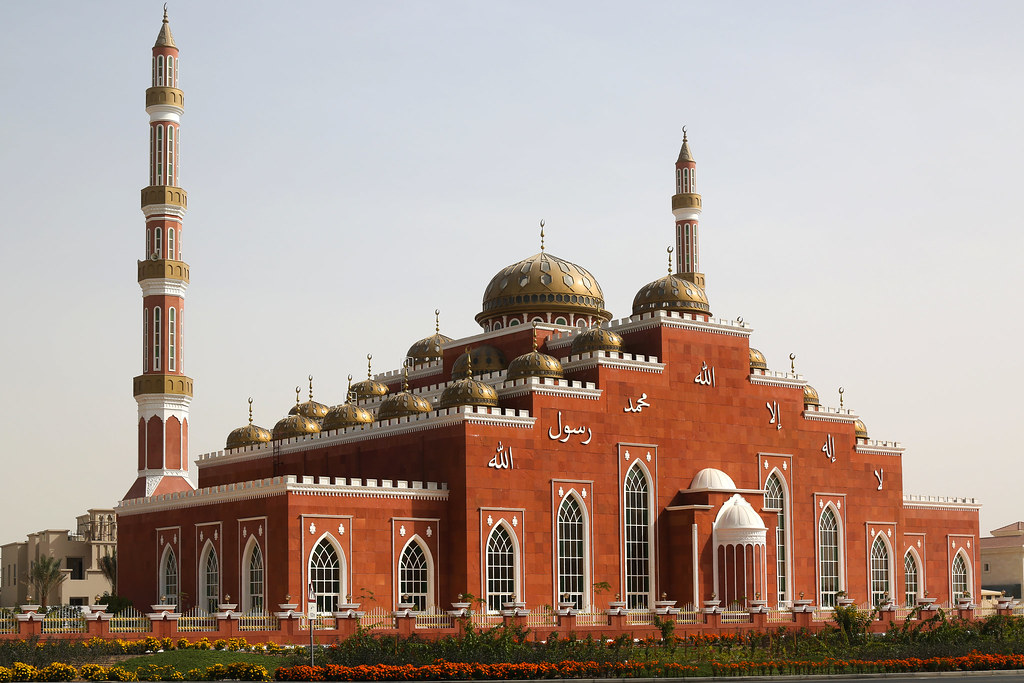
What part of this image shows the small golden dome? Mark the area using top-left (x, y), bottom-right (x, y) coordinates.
top-left (351, 354), bottom-right (389, 401)
top-left (289, 375), bottom-right (329, 421)
top-left (571, 324), bottom-right (624, 355)
top-left (439, 351), bottom-right (499, 410)
top-left (476, 224), bottom-right (610, 327)
top-left (407, 310), bottom-right (453, 362)
top-left (273, 387), bottom-right (322, 440)
top-left (323, 375), bottom-right (375, 430)
top-left (452, 345), bottom-right (507, 378)
top-left (749, 348), bottom-right (767, 371)
top-left (854, 419), bottom-right (868, 439)
top-left (507, 325), bottom-right (564, 381)
top-left (803, 384), bottom-right (821, 407)
top-left (632, 246), bottom-right (711, 317)
top-left (226, 398), bottom-right (272, 450)
top-left (377, 370), bottom-right (432, 421)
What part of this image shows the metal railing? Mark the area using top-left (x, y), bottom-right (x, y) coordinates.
top-left (108, 607), bottom-right (151, 633)
top-left (575, 611), bottom-right (606, 627)
top-left (0, 612), bottom-right (18, 634)
top-left (469, 612), bottom-right (503, 628)
top-left (300, 614), bottom-right (337, 630)
top-left (767, 607), bottom-right (792, 624)
top-left (415, 607), bottom-right (452, 630)
top-left (360, 606), bottom-right (391, 630)
top-left (41, 607), bottom-right (86, 634)
top-left (720, 609), bottom-right (750, 624)
top-left (676, 603), bottom-right (700, 625)
top-left (526, 608), bottom-right (557, 627)
top-left (626, 610), bottom-right (655, 626)
top-left (177, 607), bottom-right (217, 632)
top-left (238, 610), bottom-right (279, 631)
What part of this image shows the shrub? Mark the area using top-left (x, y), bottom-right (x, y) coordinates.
top-left (10, 663), bottom-right (36, 682)
top-left (38, 663), bottom-right (77, 682)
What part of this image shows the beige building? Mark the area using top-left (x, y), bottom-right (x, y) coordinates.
top-left (0, 510), bottom-right (116, 608)
top-left (980, 521), bottom-right (1024, 599)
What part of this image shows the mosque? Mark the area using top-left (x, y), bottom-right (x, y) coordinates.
top-left (117, 12), bottom-right (980, 616)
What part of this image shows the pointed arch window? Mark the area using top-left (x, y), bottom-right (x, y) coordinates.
top-left (870, 536), bottom-right (891, 606)
top-left (244, 543), bottom-right (264, 612)
top-left (485, 525), bottom-right (516, 612)
top-left (904, 551), bottom-right (919, 607)
top-left (168, 228), bottom-right (175, 261)
top-left (160, 548), bottom-right (177, 605)
top-left (143, 309), bottom-right (149, 371)
top-left (818, 507), bottom-right (840, 607)
top-left (689, 168), bottom-right (696, 192)
top-left (157, 55), bottom-right (164, 86)
top-left (152, 307), bottom-right (162, 371)
top-left (148, 128), bottom-right (155, 184)
top-left (952, 552), bottom-right (969, 603)
top-left (166, 56), bottom-right (174, 88)
top-left (168, 308), bottom-right (176, 372)
top-left (166, 126), bottom-right (174, 186)
top-left (624, 463), bottom-right (652, 609)
top-left (155, 126), bottom-right (163, 185)
top-left (309, 538), bottom-right (341, 613)
top-left (764, 473), bottom-right (788, 604)
top-left (557, 495), bottom-right (586, 609)
top-left (676, 168), bottom-right (682, 194)
top-left (398, 541), bottom-right (429, 611)
top-left (200, 545), bottom-right (219, 613)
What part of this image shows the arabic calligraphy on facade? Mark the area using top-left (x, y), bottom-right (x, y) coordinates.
top-left (488, 442), bottom-right (514, 470)
top-left (694, 362), bottom-right (716, 387)
top-left (624, 393), bottom-right (650, 413)
top-left (548, 411), bottom-right (592, 445)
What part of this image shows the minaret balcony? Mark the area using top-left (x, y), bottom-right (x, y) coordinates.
top-left (138, 259), bottom-right (189, 284)
top-left (141, 186), bottom-right (187, 209)
top-left (671, 193), bottom-right (702, 211)
top-left (134, 373), bottom-right (194, 398)
top-left (146, 86), bottom-right (184, 109)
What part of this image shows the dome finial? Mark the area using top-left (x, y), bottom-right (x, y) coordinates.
top-left (294, 386), bottom-right (301, 406)
top-left (839, 386), bottom-right (845, 409)
top-left (682, 125), bottom-right (687, 143)
top-left (539, 219), bottom-right (546, 252)
top-left (789, 353), bottom-right (796, 373)
top-left (346, 374), bottom-right (353, 401)
top-left (308, 374), bottom-right (314, 401)
top-left (666, 245), bottom-right (674, 275)
top-left (366, 354), bottom-right (373, 379)
top-left (465, 347), bottom-right (473, 377)
top-left (434, 309), bottom-right (441, 333)
top-left (532, 321), bottom-right (539, 351)
top-left (247, 397), bottom-right (254, 425)
top-left (402, 365), bottom-right (410, 392)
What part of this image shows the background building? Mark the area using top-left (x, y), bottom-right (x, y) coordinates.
top-left (980, 522), bottom-right (1024, 599)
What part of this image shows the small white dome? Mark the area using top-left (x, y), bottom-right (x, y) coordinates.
top-left (689, 468), bottom-right (737, 490)
top-left (715, 494), bottom-right (766, 531)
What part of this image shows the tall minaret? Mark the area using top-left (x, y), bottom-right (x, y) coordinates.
top-left (671, 128), bottom-right (704, 289)
top-left (124, 9), bottom-right (195, 500)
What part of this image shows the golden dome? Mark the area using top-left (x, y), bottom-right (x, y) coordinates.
top-left (854, 419), bottom-right (868, 439)
top-left (507, 326), bottom-right (564, 381)
top-left (632, 274), bottom-right (710, 316)
top-left (803, 384), bottom-right (821, 407)
top-left (452, 345), bottom-right (507, 378)
top-left (289, 376), bottom-right (329, 421)
top-left (476, 225), bottom-right (610, 327)
top-left (407, 310), bottom-right (452, 363)
top-left (226, 398), bottom-right (272, 450)
top-left (439, 352), bottom-right (499, 410)
top-left (351, 354), bottom-right (389, 401)
top-left (323, 376), bottom-right (376, 430)
top-left (749, 348), bottom-right (767, 371)
top-left (377, 371), bottom-right (432, 421)
top-left (571, 324), bottom-right (624, 355)
top-left (273, 387), bottom-right (322, 440)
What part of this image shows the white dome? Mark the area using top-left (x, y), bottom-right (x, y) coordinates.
top-left (689, 468), bottom-right (737, 490)
top-left (714, 494), bottom-right (767, 546)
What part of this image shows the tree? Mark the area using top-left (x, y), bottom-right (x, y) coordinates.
top-left (28, 556), bottom-right (67, 609)
top-left (99, 550), bottom-right (117, 595)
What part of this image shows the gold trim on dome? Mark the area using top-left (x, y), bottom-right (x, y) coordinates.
top-left (146, 87), bottom-right (184, 109)
top-left (571, 324), bottom-right (624, 355)
top-left (226, 397), bottom-right (272, 449)
top-left (854, 419), bottom-right (868, 439)
top-left (803, 384), bottom-right (821, 407)
top-left (507, 327), bottom-right (564, 381)
top-left (138, 259), bottom-right (189, 283)
top-left (407, 310), bottom-right (453, 361)
top-left (632, 273), bottom-right (710, 317)
top-left (749, 347), bottom-right (768, 371)
top-left (141, 186), bottom-right (187, 209)
top-left (351, 354), bottom-right (389, 400)
top-left (289, 375), bottom-right (329, 420)
top-left (133, 373), bottom-right (193, 397)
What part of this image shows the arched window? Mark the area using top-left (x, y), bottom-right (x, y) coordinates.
top-left (676, 168), bottom-right (682, 194)
top-left (143, 309), bottom-right (149, 371)
top-left (168, 228), bottom-right (175, 261)
top-left (154, 226), bottom-right (162, 259)
top-left (557, 495), bottom-right (586, 609)
top-left (167, 56), bottom-right (174, 88)
top-left (153, 307), bottom-right (162, 371)
top-left (624, 463), bottom-right (651, 609)
top-left (398, 541), bottom-right (429, 611)
top-left (168, 308), bottom-right (176, 371)
top-left (148, 128), bottom-right (154, 184)
top-left (243, 543), bottom-right (264, 612)
top-left (952, 552), bottom-right (969, 603)
top-left (764, 473), bottom-right (788, 604)
top-left (870, 536), bottom-right (890, 606)
top-left (689, 168), bottom-right (696, 192)
top-left (554, 317), bottom-right (567, 326)
top-left (309, 538), bottom-right (341, 613)
top-left (166, 126), bottom-right (174, 186)
top-left (157, 55), bottom-right (164, 86)
top-left (155, 125), bottom-right (163, 184)
top-left (904, 551), bottom-right (919, 607)
top-left (485, 525), bottom-right (516, 612)
top-left (818, 507), bottom-right (840, 607)
top-left (508, 319), bottom-right (520, 327)
top-left (200, 545), bottom-right (219, 613)
top-left (151, 57), bottom-right (156, 87)
top-left (160, 547), bottom-right (177, 605)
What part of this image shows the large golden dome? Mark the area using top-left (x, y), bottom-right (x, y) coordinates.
top-left (632, 273), bottom-right (710, 316)
top-left (377, 389), bottom-right (432, 421)
top-left (803, 384), bottom-right (821, 407)
top-left (452, 345), bottom-right (507, 378)
top-left (351, 354), bottom-right (389, 401)
top-left (407, 310), bottom-right (452, 363)
top-left (226, 398), bottom-right (272, 450)
top-left (749, 348), bottom-right (767, 372)
top-left (571, 324), bottom-right (624, 355)
top-left (476, 240), bottom-right (611, 327)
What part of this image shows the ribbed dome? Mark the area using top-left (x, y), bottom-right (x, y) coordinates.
top-left (803, 384), bottom-right (821, 407)
top-left (854, 419), bottom-right (868, 439)
top-left (715, 494), bottom-right (766, 531)
top-left (351, 355), bottom-right (389, 401)
top-left (377, 391), bottom-right (432, 421)
top-left (272, 413), bottom-right (321, 440)
top-left (289, 400), bottom-right (329, 421)
top-left (407, 310), bottom-right (452, 363)
top-left (689, 468), bottom-right (737, 491)
top-left (323, 402), bottom-right (375, 431)
top-left (451, 345), bottom-right (507, 378)
top-left (226, 398), bottom-right (273, 450)
top-left (632, 273), bottom-right (710, 316)
top-left (507, 350), bottom-right (564, 381)
top-left (438, 377), bottom-right (499, 410)
top-left (571, 325), bottom-right (624, 355)
top-left (476, 249), bottom-right (611, 327)
top-left (749, 348), bottom-right (767, 371)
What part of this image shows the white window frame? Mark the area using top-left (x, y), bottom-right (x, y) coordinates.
top-left (485, 522), bottom-right (518, 613)
top-left (398, 537), bottom-right (433, 611)
top-left (556, 492), bottom-right (589, 610)
top-left (624, 462), bottom-right (653, 610)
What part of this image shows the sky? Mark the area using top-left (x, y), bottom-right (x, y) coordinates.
top-left (1, 1), bottom-right (1022, 544)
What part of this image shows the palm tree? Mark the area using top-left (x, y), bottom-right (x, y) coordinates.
top-left (28, 556), bottom-right (67, 610)
top-left (99, 551), bottom-right (117, 595)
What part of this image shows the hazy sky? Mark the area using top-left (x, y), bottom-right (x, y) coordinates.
top-left (1, 1), bottom-right (1022, 544)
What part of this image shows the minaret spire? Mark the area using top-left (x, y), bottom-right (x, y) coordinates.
top-left (672, 127), bottom-right (705, 288)
top-left (125, 9), bottom-right (194, 500)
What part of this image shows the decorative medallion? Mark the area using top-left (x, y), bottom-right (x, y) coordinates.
top-left (624, 450), bottom-right (631, 461)
top-left (309, 522), bottom-right (316, 535)
top-left (818, 501), bottom-right (823, 509)
top-left (338, 523), bottom-right (345, 535)
top-left (486, 515), bottom-right (493, 526)
top-left (258, 525), bottom-right (263, 536)
top-left (763, 460), bottom-right (769, 470)
top-left (968, 540), bottom-right (971, 549)
top-left (646, 452), bottom-right (652, 462)
top-left (558, 486), bottom-right (564, 498)
top-left (917, 539), bottom-right (922, 548)
top-left (160, 535), bottom-right (164, 545)
top-left (783, 462), bottom-right (787, 470)
top-left (426, 526), bottom-right (432, 537)
top-left (512, 516), bottom-right (518, 527)
top-left (214, 530), bottom-right (219, 541)
top-left (242, 527), bottom-right (247, 537)
top-left (399, 525), bottom-right (406, 537)
top-left (199, 531), bottom-right (204, 541)
top-left (888, 529), bottom-right (892, 537)
top-left (581, 488), bottom-right (587, 498)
